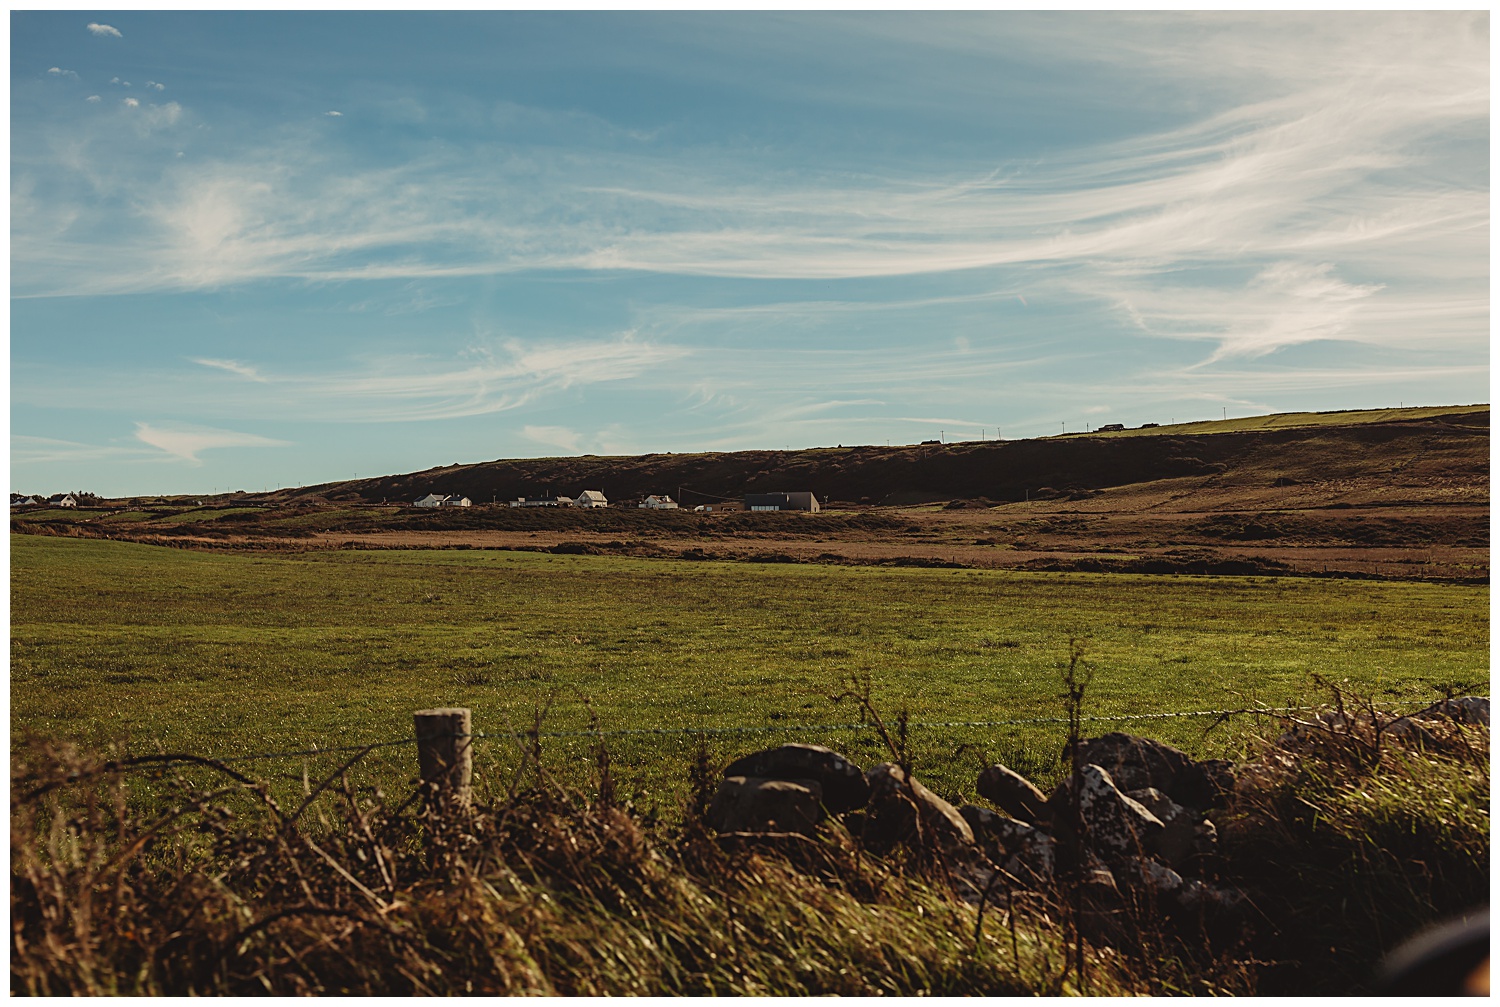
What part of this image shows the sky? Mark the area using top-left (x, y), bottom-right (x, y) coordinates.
top-left (9, 11), bottom-right (1490, 497)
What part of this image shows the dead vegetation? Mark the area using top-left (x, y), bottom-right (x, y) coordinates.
top-left (11, 690), bottom-right (1488, 996)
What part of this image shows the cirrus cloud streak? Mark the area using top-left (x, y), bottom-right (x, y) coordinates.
top-left (13, 14), bottom-right (1484, 368)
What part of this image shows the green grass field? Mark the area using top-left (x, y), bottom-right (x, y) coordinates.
top-left (1070, 402), bottom-right (1489, 438)
top-left (10, 535), bottom-right (1488, 809)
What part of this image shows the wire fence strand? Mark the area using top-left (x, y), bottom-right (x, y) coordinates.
top-left (205, 704), bottom-right (1321, 766)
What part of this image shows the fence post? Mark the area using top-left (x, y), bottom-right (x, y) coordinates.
top-left (413, 707), bottom-right (472, 810)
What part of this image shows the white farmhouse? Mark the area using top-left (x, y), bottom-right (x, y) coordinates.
top-left (639, 494), bottom-right (678, 509)
top-left (575, 489), bottom-right (608, 508)
top-left (414, 493), bottom-right (445, 508)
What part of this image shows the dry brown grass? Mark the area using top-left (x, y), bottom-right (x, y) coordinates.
top-left (10, 735), bottom-right (1094, 996)
top-left (11, 697), bottom-right (1486, 996)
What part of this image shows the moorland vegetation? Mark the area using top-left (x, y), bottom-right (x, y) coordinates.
top-left (10, 405), bottom-right (1489, 995)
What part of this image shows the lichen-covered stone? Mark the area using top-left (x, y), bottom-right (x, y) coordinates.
top-left (1048, 763), bottom-right (1164, 861)
top-left (1116, 857), bottom-right (1185, 899)
top-left (1072, 732), bottom-right (1232, 810)
top-left (960, 805), bottom-right (1056, 886)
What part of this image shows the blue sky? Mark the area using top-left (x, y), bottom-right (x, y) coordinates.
top-left (10, 12), bottom-right (1489, 496)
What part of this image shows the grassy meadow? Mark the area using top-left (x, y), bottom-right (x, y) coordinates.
top-left (1088, 402), bottom-right (1490, 437)
top-left (10, 534), bottom-right (1489, 808)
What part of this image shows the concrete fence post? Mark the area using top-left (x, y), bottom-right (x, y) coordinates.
top-left (413, 707), bottom-right (472, 810)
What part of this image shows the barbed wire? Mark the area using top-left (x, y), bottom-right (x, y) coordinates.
top-left (206, 704), bottom-right (1321, 766)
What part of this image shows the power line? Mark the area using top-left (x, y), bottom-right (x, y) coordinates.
top-left (675, 486), bottom-right (742, 504)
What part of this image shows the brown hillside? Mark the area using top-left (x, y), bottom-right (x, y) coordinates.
top-left (14, 407), bottom-right (1487, 582)
top-left (293, 407), bottom-right (1487, 510)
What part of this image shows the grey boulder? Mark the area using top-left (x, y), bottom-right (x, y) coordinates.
top-left (864, 762), bottom-right (974, 851)
top-left (976, 763), bottom-right (1051, 825)
top-left (708, 776), bottom-right (824, 835)
top-left (1126, 787), bottom-right (1217, 867)
top-left (1048, 763), bottom-right (1164, 861)
top-left (960, 804), bottom-right (1056, 886)
top-left (722, 743), bottom-right (870, 814)
top-left (1072, 732), bottom-right (1231, 810)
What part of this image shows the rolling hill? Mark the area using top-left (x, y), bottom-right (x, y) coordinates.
top-left (290, 405), bottom-right (1488, 510)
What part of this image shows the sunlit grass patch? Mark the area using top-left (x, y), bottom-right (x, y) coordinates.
top-left (11, 535), bottom-right (1488, 807)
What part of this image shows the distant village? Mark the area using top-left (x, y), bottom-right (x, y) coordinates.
top-left (412, 490), bottom-right (821, 513)
top-left (8, 489), bottom-right (824, 513)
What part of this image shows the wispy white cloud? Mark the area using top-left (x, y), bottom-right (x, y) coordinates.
top-left (133, 423), bottom-right (289, 464)
top-left (193, 357), bottom-right (268, 382)
top-left (85, 94), bottom-right (101, 103)
top-left (295, 334), bottom-right (690, 422)
top-left (20, 334), bottom-right (691, 425)
top-left (11, 435), bottom-right (155, 464)
top-left (122, 97), bottom-right (139, 108)
top-left (47, 67), bottom-right (79, 79)
top-left (137, 101), bottom-right (183, 130)
top-left (897, 416), bottom-right (995, 428)
top-left (1106, 261), bottom-right (1390, 363)
top-left (520, 423), bottom-right (638, 456)
top-left (324, 110), bottom-right (343, 117)
top-left (145, 80), bottom-right (165, 91)
top-left (16, 327), bottom-right (687, 432)
top-left (12, 13), bottom-right (1485, 375)
top-left (522, 425), bottom-right (583, 453)
top-left (87, 22), bottom-right (122, 38)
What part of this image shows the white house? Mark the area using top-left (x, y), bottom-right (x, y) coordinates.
top-left (415, 493), bottom-right (471, 508)
top-left (639, 494), bottom-right (678, 509)
top-left (575, 489), bottom-right (608, 508)
top-left (51, 494), bottom-right (78, 509)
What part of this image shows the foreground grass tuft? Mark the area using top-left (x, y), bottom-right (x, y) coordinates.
top-left (1219, 703), bottom-right (1490, 994)
top-left (10, 738), bottom-right (1091, 996)
top-left (11, 703), bottom-right (1487, 996)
